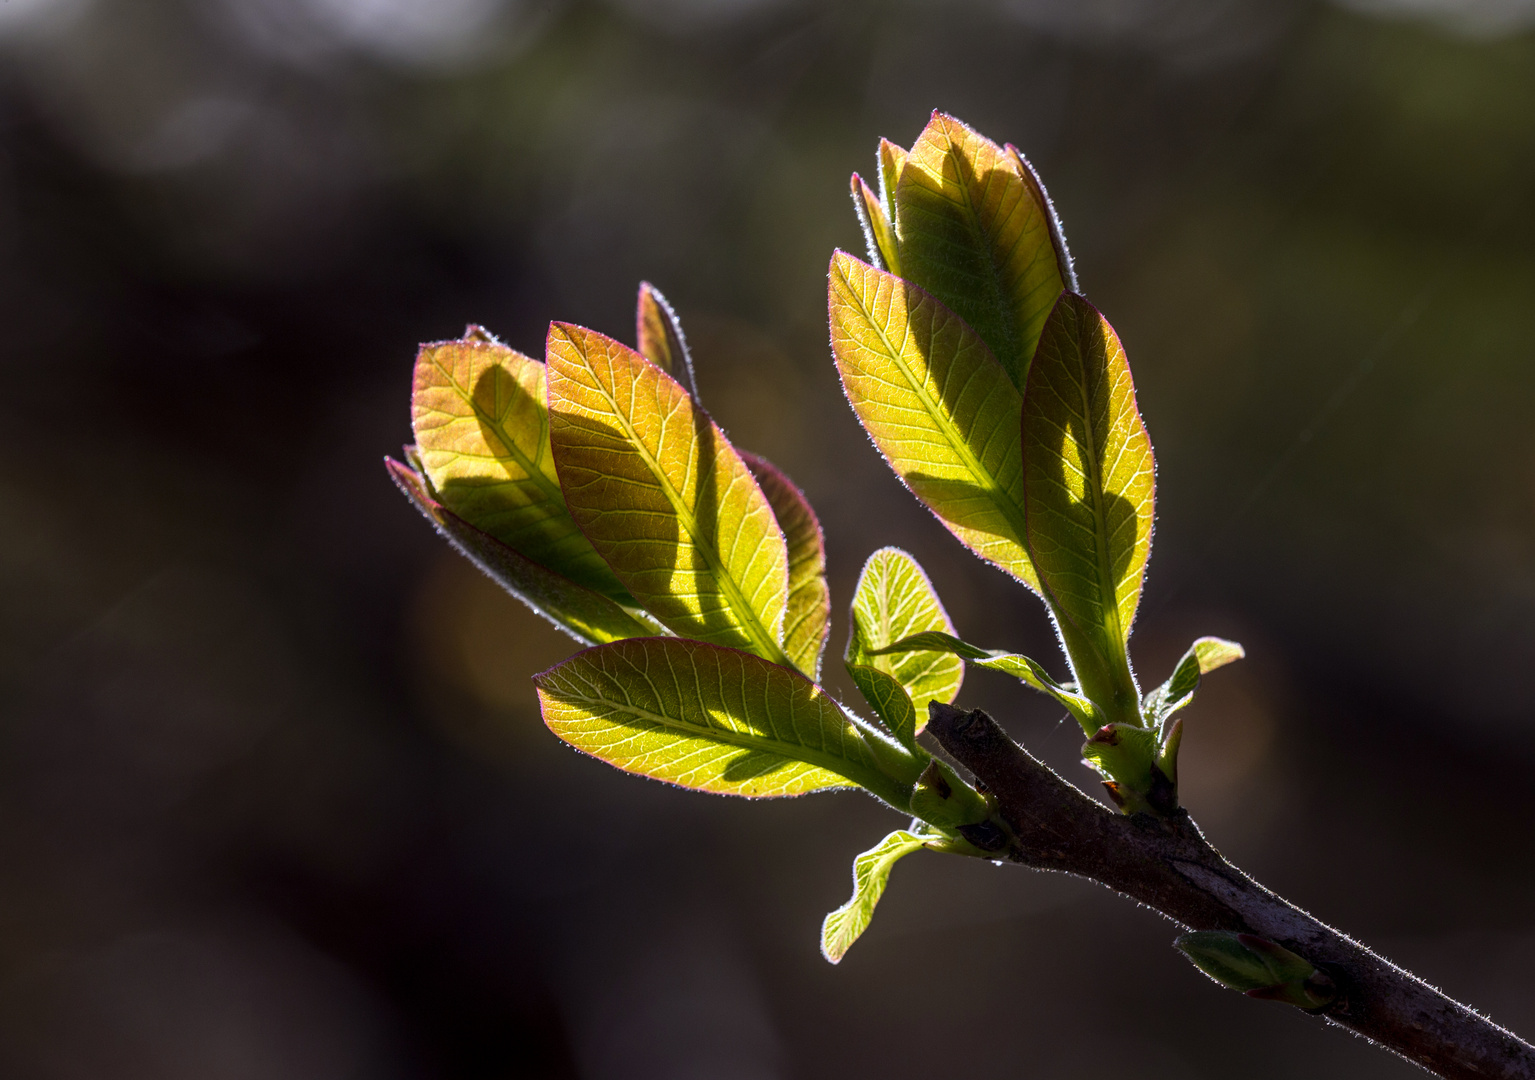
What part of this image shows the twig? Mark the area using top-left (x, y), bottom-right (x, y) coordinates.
top-left (926, 703), bottom-right (1535, 1080)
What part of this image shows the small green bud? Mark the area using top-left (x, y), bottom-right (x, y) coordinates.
top-left (1174, 931), bottom-right (1336, 1010)
top-left (909, 759), bottom-right (991, 829)
top-left (1081, 722), bottom-right (1176, 816)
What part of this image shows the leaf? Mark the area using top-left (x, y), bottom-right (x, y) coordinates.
top-left (872, 629), bottom-right (1100, 734)
top-left (635, 282), bottom-right (699, 401)
top-left (1022, 293), bottom-right (1155, 722)
top-left (1144, 636), bottom-right (1246, 728)
top-left (1174, 932), bottom-right (1335, 1009)
top-left (821, 830), bottom-right (929, 963)
top-left (847, 548), bottom-right (962, 720)
top-left (546, 323), bottom-right (792, 665)
top-left (411, 330), bottom-right (632, 601)
top-left (740, 452), bottom-right (830, 680)
top-left (878, 137), bottom-right (907, 219)
top-left (829, 252), bottom-right (1039, 591)
top-left (892, 112), bottom-right (1072, 390)
top-left (386, 457), bottom-right (658, 645)
top-left (851, 172), bottom-right (901, 276)
top-left (845, 661), bottom-right (919, 752)
top-left (534, 637), bottom-right (901, 803)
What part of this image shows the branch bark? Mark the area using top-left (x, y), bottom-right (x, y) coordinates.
top-left (926, 702), bottom-right (1535, 1080)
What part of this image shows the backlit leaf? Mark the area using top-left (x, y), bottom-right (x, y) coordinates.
top-left (1022, 293), bottom-right (1154, 722)
top-left (892, 112), bottom-right (1073, 390)
top-left (534, 637), bottom-right (899, 801)
top-left (546, 324), bottom-right (791, 665)
top-left (878, 137), bottom-right (906, 219)
top-left (411, 330), bottom-right (631, 600)
top-left (740, 451), bottom-right (830, 680)
top-left (1144, 636), bottom-right (1246, 729)
top-left (635, 282), bottom-right (699, 401)
top-left (872, 629), bottom-right (1100, 734)
top-left (845, 661), bottom-right (919, 752)
top-left (851, 172), bottom-right (901, 276)
top-left (821, 830), bottom-right (929, 963)
top-left (829, 252), bottom-right (1038, 590)
top-left (847, 548), bottom-right (962, 720)
top-left (386, 457), bottom-right (658, 645)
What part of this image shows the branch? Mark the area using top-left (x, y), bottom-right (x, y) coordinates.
top-left (926, 703), bottom-right (1535, 1080)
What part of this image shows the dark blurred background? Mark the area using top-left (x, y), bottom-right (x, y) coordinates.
top-left (0, 0), bottom-right (1532, 1076)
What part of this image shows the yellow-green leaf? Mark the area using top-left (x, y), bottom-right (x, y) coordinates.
top-left (1144, 636), bottom-right (1245, 729)
top-left (1022, 293), bottom-right (1155, 723)
top-left (847, 548), bottom-right (961, 721)
top-left (892, 112), bottom-right (1072, 391)
top-left (829, 252), bottom-right (1038, 590)
top-left (386, 457), bottom-right (658, 645)
top-left (741, 451), bottom-right (829, 680)
top-left (851, 172), bottom-right (900, 276)
top-left (845, 661), bottom-right (919, 752)
top-left (546, 323), bottom-right (792, 665)
top-left (635, 282), bottom-right (699, 400)
top-left (534, 637), bottom-right (896, 801)
top-left (821, 830), bottom-right (929, 964)
top-left (411, 329), bottom-right (630, 601)
top-left (878, 137), bottom-right (906, 219)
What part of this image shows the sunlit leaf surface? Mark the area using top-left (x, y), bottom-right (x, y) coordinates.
top-left (1144, 636), bottom-right (1245, 729)
top-left (845, 661), bottom-right (919, 751)
top-left (848, 548), bottom-right (961, 720)
top-left (829, 253), bottom-right (1038, 590)
top-left (534, 637), bottom-right (890, 799)
top-left (851, 172), bottom-right (900, 276)
top-left (411, 330), bottom-right (631, 600)
top-left (893, 112), bottom-right (1072, 391)
top-left (546, 323), bottom-right (791, 664)
top-left (821, 830), bottom-right (928, 964)
top-left (386, 457), bottom-right (658, 645)
top-left (741, 451), bottom-right (829, 680)
top-left (635, 282), bottom-right (699, 401)
top-left (1023, 293), bottom-right (1154, 714)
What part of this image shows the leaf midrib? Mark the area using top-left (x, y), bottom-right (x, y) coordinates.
top-left (836, 261), bottom-right (1033, 575)
top-left (437, 356), bottom-right (567, 510)
top-left (583, 366), bottom-right (791, 667)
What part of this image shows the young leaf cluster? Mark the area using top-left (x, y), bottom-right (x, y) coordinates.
top-left (390, 114), bottom-right (1246, 962)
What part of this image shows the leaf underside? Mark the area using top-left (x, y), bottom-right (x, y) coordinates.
top-left (829, 252), bottom-right (1039, 591)
top-left (386, 457), bottom-right (656, 645)
top-left (893, 112), bottom-right (1070, 391)
top-left (635, 282), bottom-right (699, 401)
top-left (411, 333), bottom-right (631, 600)
top-left (546, 323), bottom-right (791, 664)
top-left (821, 830), bottom-right (928, 963)
top-left (534, 637), bottom-right (887, 798)
top-left (848, 547), bottom-right (962, 719)
top-left (741, 451), bottom-right (830, 680)
top-left (1022, 293), bottom-right (1154, 701)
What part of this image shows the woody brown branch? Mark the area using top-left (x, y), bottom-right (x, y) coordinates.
top-left (925, 702), bottom-right (1535, 1080)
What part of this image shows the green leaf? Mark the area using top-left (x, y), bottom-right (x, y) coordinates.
top-left (1174, 932), bottom-right (1336, 1010)
top-left (1022, 293), bottom-right (1155, 724)
top-left (740, 451), bottom-right (830, 681)
top-left (845, 661), bottom-right (920, 752)
top-left (872, 629), bottom-right (1100, 734)
top-left (1144, 636), bottom-right (1246, 728)
top-left (892, 112), bottom-right (1073, 391)
top-left (821, 830), bottom-right (929, 963)
top-left (878, 137), bottom-right (906, 221)
top-left (847, 548), bottom-right (962, 719)
top-left (635, 282), bottom-right (699, 401)
top-left (1081, 722), bottom-right (1168, 815)
top-left (851, 172), bottom-right (901, 276)
top-left (386, 457), bottom-right (659, 645)
top-left (411, 329), bottom-right (632, 601)
top-left (546, 323), bottom-right (792, 666)
top-left (829, 252), bottom-right (1038, 591)
top-left (534, 637), bottom-right (904, 803)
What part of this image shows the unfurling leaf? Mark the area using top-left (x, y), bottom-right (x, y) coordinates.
top-left (847, 548), bottom-right (962, 719)
top-left (386, 458), bottom-right (658, 645)
top-left (851, 173), bottom-right (900, 276)
top-left (821, 830), bottom-right (929, 963)
top-left (411, 329), bottom-right (631, 601)
top-left (546, 324), bottom-right (792, 666)
top-left (534, 637), bottom-right (905, 803)
top-left (908, 758), bottom-right (990, 830)
top-left (829, 253), bottom-right (1038, 590)
top-left (1022, 293), bottom-right (1154, 724)
top-left (878, 137), bottom-right (906, 218)
top-left (1144, 636), bottom-right (1246, 729)
top-left (891, 112), bottom-right (1073, 391)
top-left (635, 282), bottom-right (699, 401)
top-left (1174, 932), bottom-right (1336, 1010)
top-left (740, 452), bottom-right (830, 681)
top-left (871, 629), bottom-right (1100, 733)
